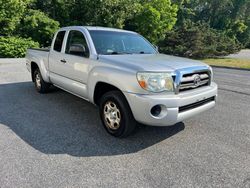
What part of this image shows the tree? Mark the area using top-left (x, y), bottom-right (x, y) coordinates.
top-left (32, 0), bottom-right (178, 43)
top-left (32, 0), bottom-right (72, 26)
top-left (174, 0), bottom-right (250, 47)
top-left (232, 0), bottom-right (250, 47)
top-left (67, 0), bottom-right (139, 28)
top-left (33, 0), bottom-right (139, 28)
top-left (17, 9), bottom-right (60, 47)
top-left (129, 0), bottom-right (178, 43)
top-left (90, 0), bottom-right (140, 28)
top-left (159, 21), bottom-right (241, 58)
top-left (0, 0), bottom-right (31, 35)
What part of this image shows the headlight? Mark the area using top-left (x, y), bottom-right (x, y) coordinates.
top-left (137, 72), bottom-right (174, 92)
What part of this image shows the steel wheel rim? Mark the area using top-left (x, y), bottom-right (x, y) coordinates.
top-left (35, 73), bottom-right (41, 89)
top-left (103, 101), bottom-right (121, 130)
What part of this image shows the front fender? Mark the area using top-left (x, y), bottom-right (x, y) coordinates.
top-left (87, 66), bottom-right (140, 103)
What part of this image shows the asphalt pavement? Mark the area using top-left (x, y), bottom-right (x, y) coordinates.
top-left (0, 59), bottom-right (249, 188)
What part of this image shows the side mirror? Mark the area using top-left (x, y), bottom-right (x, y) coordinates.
top-left (69, 44), bottom-right (87, 57)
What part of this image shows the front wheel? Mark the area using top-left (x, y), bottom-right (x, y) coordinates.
top-left (33, 69), bottom-right (51, 93)
top-left (99, 91), bottom-right (137, 137)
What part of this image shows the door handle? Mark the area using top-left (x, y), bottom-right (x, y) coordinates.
top-left (60, 59), bottom-right (67, 63)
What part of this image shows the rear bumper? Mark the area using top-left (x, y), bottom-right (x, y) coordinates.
top-left (124, 82), bottom-right (217, 126)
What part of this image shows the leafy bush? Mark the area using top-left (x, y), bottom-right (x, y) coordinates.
top-left (17, 9), bottom-right (59, 47)
top-left (0, 36), bottom-right (39, 58)
top-left (159, 21), bottom-right (242, 58)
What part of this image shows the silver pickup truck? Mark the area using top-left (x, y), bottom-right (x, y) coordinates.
top-left (26, 26), bottom-right (218, 137)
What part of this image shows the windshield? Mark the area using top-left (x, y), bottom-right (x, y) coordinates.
top-left (89, 30), bottom-right (156, 55)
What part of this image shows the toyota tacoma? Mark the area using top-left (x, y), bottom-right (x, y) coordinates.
top-left (26, 26), bottom-right (218, 137)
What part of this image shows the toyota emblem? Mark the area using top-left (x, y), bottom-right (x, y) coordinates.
top-left (193, 74), bottom-right (201, 87)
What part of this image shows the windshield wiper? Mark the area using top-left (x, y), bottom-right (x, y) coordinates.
top-left (100, 51), bottom-right (152, 55)
top-left (138, 51), bottom-right (154, 54)
top-left (104, 51), bottom-right (132, 55)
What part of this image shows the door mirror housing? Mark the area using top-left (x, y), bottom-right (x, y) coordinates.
top-left (69, 44), bottom-right (88, 57)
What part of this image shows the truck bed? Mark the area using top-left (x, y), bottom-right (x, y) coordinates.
top-left (26, 48), bottom-right (50, 72)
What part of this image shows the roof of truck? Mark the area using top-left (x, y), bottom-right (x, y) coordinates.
top-left (60, 26), bottom-right (136, 34)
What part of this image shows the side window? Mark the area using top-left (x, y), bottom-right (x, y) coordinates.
top-left (53, 31), bottom-right (66, 52)
top-left (66, 30), bottom-right (89, 58)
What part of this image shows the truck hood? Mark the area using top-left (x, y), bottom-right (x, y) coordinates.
top-left (99, 53), bottom-right (209, 72)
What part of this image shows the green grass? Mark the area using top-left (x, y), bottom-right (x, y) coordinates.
top-left (203, 58), bottom-right (250, 69)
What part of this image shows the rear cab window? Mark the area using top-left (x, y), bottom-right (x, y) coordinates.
top-left (53, 31), bottom-right (66, 52)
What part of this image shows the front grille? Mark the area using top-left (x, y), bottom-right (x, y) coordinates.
top-left (179, 96), bottom-right (215, 113)
top-left (179, 71), bottom-right (210, 92)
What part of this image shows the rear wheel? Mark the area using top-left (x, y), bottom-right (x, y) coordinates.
top-left (33, 69), bottom-right (51, 93)
top-left (99, 91), bottom-right (137, 137)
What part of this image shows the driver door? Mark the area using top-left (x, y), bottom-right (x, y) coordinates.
top-left (62, 30), bottom-right (90, 84)
top-left (55, 30), bottom-right (91, 98)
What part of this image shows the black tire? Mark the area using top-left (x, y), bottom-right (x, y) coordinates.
top-left (99, 91), bottom-right (137, 137)
top-left (33, 69), bottom-right (51, 93)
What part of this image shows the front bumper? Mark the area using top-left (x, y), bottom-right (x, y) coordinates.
top-left (124, 82), bottom-right (218, 126)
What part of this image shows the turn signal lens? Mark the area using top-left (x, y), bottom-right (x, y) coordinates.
top-left (138, 80), bottom-right (147, 89)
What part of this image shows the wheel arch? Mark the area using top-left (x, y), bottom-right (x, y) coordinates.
top-left (31, 62), bottom-right (39, 82)
top-left (29, 60), bottom-right (50, 83)
top-left (93, 82), bottom-right (124, 105)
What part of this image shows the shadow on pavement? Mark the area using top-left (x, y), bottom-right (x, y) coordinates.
top-left (0, 82), bottom-right (185, 157)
